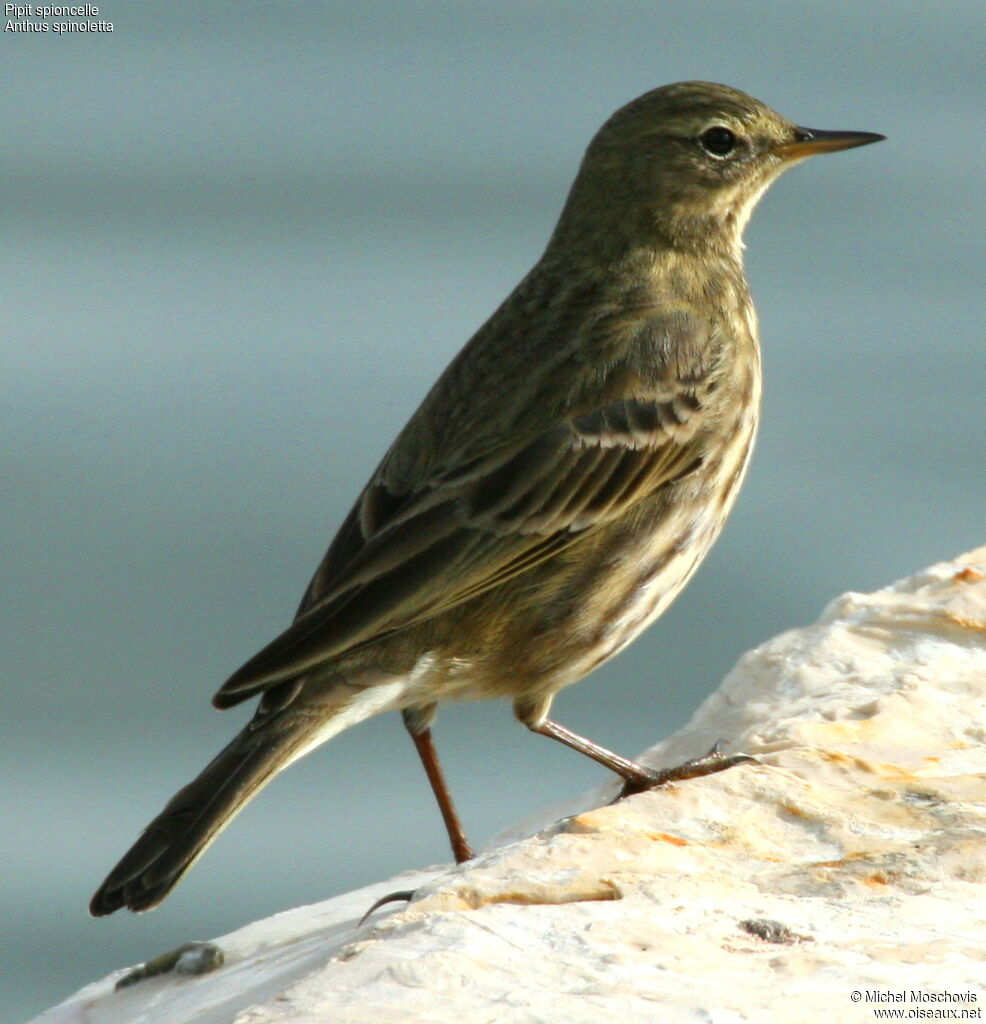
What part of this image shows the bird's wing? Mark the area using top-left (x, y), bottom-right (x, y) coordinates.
top-left (215, 324), bottom-right (714, 707)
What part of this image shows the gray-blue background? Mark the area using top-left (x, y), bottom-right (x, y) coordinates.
top-left (5, 2), bottom-right (984, 1019)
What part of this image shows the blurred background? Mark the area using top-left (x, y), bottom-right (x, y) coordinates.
top-left (4, 2), bottom-right (983, 1019)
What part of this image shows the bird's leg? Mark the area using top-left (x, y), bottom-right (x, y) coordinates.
top-left (612, 740), bottom-right (758, 800)
top-left (403, 707), bottom-right (474, 864)
top-left (360, 710), bottom-right (475, 926)
top-left (515, 698), bottom-right (754, 799)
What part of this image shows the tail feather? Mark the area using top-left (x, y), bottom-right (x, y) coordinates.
top-left (90, 710), bottom-right (315, 916)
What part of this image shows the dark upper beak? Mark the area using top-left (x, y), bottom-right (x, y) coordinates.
top-left (778, 126), bottom-right (886, 160)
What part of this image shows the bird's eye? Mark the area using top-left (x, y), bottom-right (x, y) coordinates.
top-left (699, 126), bottom-right (738, 157)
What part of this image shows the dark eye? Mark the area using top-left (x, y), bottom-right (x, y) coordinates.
top-left (700, 126), bottom-right (737, 157)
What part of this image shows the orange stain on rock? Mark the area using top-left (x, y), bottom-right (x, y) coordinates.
top-left (650, 831), bottom-right (689, 846)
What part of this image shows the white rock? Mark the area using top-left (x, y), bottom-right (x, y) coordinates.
top-left (32, 548), bottom-right (986, 1024)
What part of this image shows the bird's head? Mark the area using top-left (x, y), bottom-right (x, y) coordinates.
top-left (559, 81), bottom-right (883, 255)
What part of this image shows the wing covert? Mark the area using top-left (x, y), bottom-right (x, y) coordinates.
top-left (216, 385), bottom-right (709, 706)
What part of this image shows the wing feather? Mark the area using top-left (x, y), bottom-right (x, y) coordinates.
top-left (216, 321), bottom-right (715, 705)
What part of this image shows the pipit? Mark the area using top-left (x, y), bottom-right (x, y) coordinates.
top-left (91, 82), bottom-right (882, 916)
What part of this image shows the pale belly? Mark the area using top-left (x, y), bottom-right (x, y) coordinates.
top-left (400, 416), bottom-right (757, 709)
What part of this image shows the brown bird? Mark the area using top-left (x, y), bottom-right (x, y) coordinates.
top-left (90, 82), bottom-right (882, 916)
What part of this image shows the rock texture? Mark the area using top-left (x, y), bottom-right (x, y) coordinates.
top-left (34, 548), bottom-right (986, 1024)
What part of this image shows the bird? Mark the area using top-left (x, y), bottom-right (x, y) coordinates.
top-left (90, 82), bottom-right (882, 916)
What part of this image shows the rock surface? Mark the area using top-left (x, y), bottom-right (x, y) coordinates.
top-left (33, 548), bottom-right (986, 1024)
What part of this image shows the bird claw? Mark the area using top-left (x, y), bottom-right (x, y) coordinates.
top-left (613, 741), bottom-right (757, 801)
top-left (358, 888), bottom-right (417, 926)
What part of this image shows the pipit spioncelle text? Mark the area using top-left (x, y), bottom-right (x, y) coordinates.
top-left (91, 82), bottom-right (882, 916)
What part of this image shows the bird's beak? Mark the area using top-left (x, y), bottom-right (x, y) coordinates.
top-left (777, 126), bottom-right (885, 160)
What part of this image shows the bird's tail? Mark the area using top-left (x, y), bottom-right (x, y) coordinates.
top-left (90, 681), bottom-right (392, 916)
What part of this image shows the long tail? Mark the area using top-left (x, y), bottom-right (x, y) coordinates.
top-left (90, 682), bottom-right (389, 915)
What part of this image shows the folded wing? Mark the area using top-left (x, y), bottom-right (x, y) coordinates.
top-left (215, 330), bottom-right (713, 707)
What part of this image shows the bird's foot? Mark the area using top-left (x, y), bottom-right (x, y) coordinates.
top-left (114, 941), bottom-right (225, 990)
top-left (358, 888), bottom-right (417, 926)
top-left (614, 741), bottom-right (757, 801)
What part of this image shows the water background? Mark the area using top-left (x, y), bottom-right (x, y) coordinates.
top-left (5, 3), bottom-right (984, 1019)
